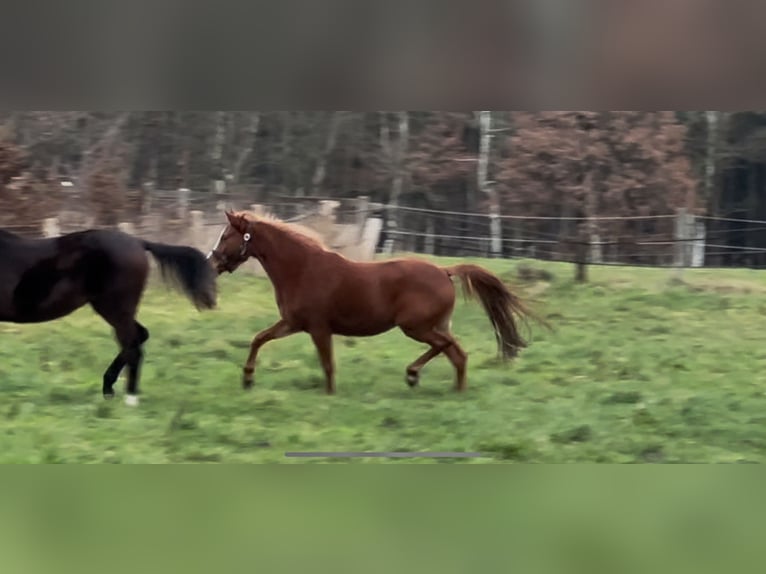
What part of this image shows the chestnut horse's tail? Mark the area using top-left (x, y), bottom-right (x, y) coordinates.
top-left (444, 264), bottom-right (544, 360)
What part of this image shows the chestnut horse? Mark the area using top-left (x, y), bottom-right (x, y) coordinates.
top-left (0, 228), bottom-right (217, 405)
top-left (208, 210), bottom-right (543, 394)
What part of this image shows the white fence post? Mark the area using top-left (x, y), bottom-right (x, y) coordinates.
top-left (489, 209), bottom-right (502, 258)
top-left (355, 195), bottom-right (369, 242)
top-left (177, 188), bottom-right (190, 220)
top-left (189, 210), bottom-right (204, 250)
top-left (691, 218), bottom-right (706, 268)
top-left (590, 233), bottom-right (603, 263)
top-left (42, 217), bottom-right (60, 238)
top-left (673, 208), bottom-right (690, 280)
top-left (118, 222), bottom-right (135, 235)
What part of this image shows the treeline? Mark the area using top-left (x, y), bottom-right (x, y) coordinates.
top-left (0, 111), bottom-right (763, 235)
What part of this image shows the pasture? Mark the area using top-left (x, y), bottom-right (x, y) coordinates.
top-left (1, 255), bottom-right (765, 463)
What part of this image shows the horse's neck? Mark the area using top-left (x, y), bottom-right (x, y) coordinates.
top-left (253, 225), bottom-right (316, 286)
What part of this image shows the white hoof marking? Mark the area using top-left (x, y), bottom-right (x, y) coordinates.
top-left (124, 394), bottom-right (139, 407)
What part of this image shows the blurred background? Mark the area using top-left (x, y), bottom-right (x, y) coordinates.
top-left (1, 111), bottom-right (765, 274)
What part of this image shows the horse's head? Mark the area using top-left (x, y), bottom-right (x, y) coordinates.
top-left (206, 210), bottom-right (254, 274)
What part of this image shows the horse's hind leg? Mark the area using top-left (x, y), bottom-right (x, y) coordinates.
top-left (402, 326), bottom-right (467, 391)
top-left (309, 330), bottom-right (335, 395)
top-left (101, 322), bottom-right (149, 398)
top-left (400, 316), bottom-right (453, 388)
top-left (111, 317), bottom-right (143, 406)
top-left (443, 339), bottom-right (468, 391)
top-left (404, 346), bottom-right (442, 387)
top-left (91, 294), bottom-right (145, 404)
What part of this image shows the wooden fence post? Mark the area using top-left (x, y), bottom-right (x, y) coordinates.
top-left (118, 222), bottom-right (135, 235)
top-left (42, 217), bottom-right (60, 238)
top-left (691, 216), bottom-right (706, 268)
top-left (590, 233), bottom-right (603, 263)
top-left (189, 210), bottom-right (204, 250)
top-left (574, 229), bottom-right (589, 283)
top-left (488, 209), bottom-right (502, 258)
top-left (177, 188), bottom-right (190, 220)
top-left (355, 195), bottom-right (369, 242)
top-left (673, 208), bottom-right (688, 281)
top-left (424, 216), bottom-right (435, 255)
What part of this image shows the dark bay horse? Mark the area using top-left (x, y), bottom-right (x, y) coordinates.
top-left (0, 228), bottom-right (217, 405)
top-left (207, 210), bottom-right (545, 394)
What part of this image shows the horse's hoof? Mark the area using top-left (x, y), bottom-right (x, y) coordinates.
top-left (103, 391), bottom-right (115, 400)
top-left (242, 378), bottom-right (254, 390)
top-left (406, 372), bottom-right (419, 388)
top-left (124, 394), bottom-right (139, 407)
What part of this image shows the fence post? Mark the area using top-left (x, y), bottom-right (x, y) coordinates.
top-left (573, 226), bottom-right (591, 282)
top-left (118, 222), bottom-right (135, 235)
top-left (488, 208), bottom-right (502, 258)
top-left (177, 187), bottom-right (190, 220)
top-left (318, 199), bottom-right (339, 220)
top-left (590, 233), bottom-right (603, 263)
top-left (691, 217), bottom-right (706, 267)
top-left (673, 208), bottom-right (688, 280)
top-left (42, 217), bottom-right (60, 238)
top-left (189, 210), bottom-right (204, 250)
top-left (574, 238), bottom-right (588, 282)
top-left (355, 195), bottom-right (369, 242)
top-left (424, 216), bottom-right (435, 255)
top-left (513, 222), bottom-right (522, 258)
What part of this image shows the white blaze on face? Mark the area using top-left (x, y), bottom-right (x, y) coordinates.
top-left (206, 225), bottom-right (227, 260)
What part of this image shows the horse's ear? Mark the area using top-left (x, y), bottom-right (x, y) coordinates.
top-left (225, 210), bottom-right (239, 226)
top-left (225, 210), bottom-right (248, 233)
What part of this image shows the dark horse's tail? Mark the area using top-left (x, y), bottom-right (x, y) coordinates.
top-left (445, 264), bottom-right (547, 360)
top-left (142, 241), bottom-right (217, 310)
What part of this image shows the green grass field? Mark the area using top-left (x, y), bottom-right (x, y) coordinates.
top-left (1, 255), bottom-right (766, 463)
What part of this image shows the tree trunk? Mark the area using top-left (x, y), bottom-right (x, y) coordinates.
top-left (210, 111), bottom-right (227, 194)
top-left (310, 111), bottom-right (345, 196)
top-left (233, 112), bottom-right (261, 184)
top-left (76, 112), bottom-right (131, 198)
top-left (704, 111), bottom-right (719, 214)
top-left (385, 111), bottom-right (409, 251)
top-left (478, 111), bottom-right (502, 257)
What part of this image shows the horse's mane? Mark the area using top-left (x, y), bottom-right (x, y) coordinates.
top-left (238, 210), bottom-right (328, 251)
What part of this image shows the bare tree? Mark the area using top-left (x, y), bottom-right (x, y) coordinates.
top-left (383, 111), bottom-right (409, 251)
top-left (310, 111), bottom-right (346, 197)
top-left (210, 111), bottom-right (227, 194)
top-left (477, 111), bottom-right (502, 257)
top-left (76, 112), bottom-right (131, 197)
top-left (704, 111), bottom-right (720, 210)
top-left (233, 112), bottom-right (261, 184)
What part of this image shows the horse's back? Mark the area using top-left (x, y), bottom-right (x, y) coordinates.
top-left (0, 229), bottom-right (149, 323)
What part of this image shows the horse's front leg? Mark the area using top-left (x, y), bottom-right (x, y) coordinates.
top-left (242, 319), bottom-right (296, 389)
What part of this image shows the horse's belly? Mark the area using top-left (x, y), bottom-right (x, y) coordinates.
top-left (329, 310), bottom-right (395, 337)
top-left (11, 281), bottom-right (88, 323)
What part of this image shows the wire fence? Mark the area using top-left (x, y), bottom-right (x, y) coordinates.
top-left (3, 187), bottom-right (766, 271)
top-left (376, 204), bottom-right (766, 271)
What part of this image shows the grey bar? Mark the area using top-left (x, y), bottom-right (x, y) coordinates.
top-left (284, 451), bottom-right (484, 458)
